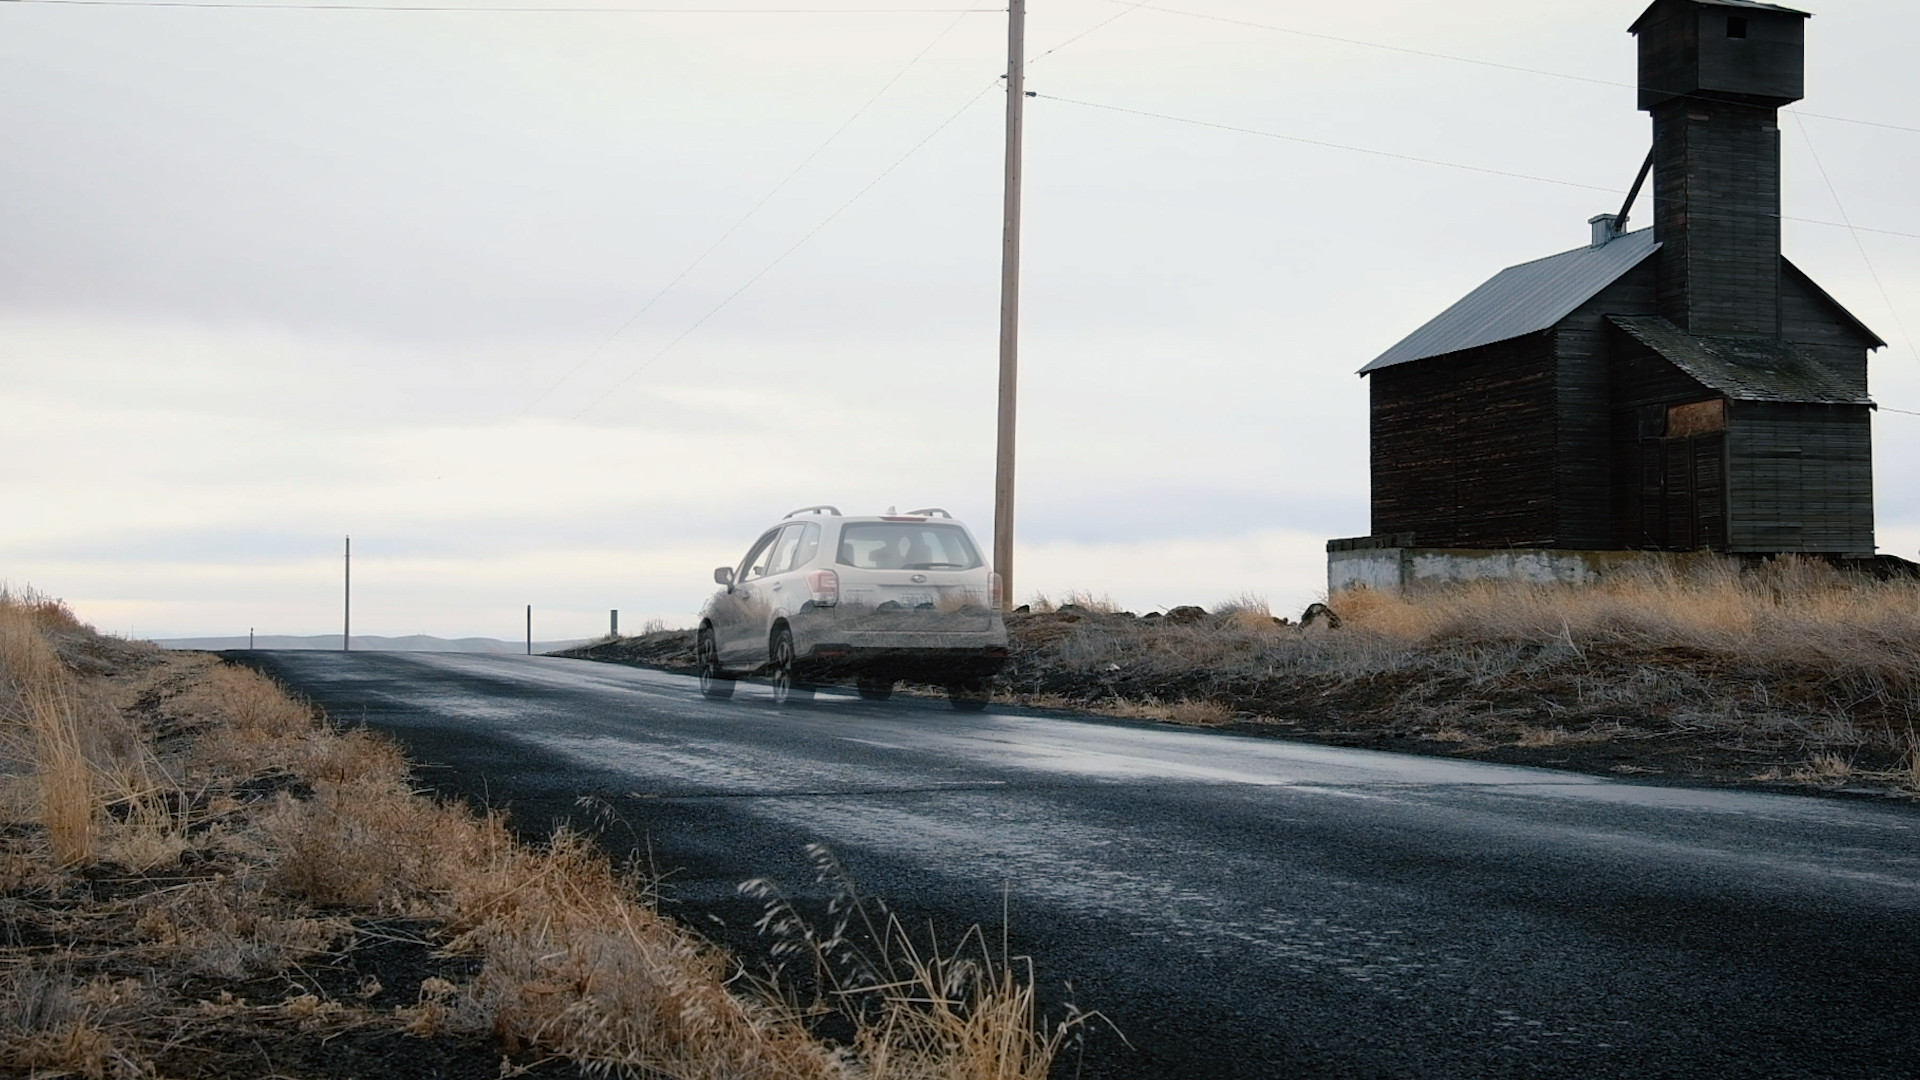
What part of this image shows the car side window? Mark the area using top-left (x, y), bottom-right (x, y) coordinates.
top-left (768, 524), bottom-right (804, 578)
top-left (790, 523), bottom-right (820, 571)
top-left (737, 530), bottom-right (780, 583)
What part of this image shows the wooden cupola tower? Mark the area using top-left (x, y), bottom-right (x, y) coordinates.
top-left (1350, 0), bottom-right (1884, 562)
top-left (1635, 0), bottom-right (1807, 337)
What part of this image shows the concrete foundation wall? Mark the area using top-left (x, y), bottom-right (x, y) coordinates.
top-left (1328, 546), bottom-right (1702, 595)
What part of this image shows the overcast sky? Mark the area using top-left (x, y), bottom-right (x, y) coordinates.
top-left (3, 0), bottom-right (1916, 639)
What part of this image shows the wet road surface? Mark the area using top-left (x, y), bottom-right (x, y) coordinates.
top-left (234, 650), bottom-right (1920, 1079)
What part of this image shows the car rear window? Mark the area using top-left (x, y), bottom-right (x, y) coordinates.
top-left (836, 523), bottom-right (982, 571)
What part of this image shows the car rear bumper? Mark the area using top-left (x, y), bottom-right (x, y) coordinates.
top-left (795, 643), bottom-right (1010, 682)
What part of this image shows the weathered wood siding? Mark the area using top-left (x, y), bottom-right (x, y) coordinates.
top-left (1635, 0), bottom-right (1806, 110)
top-left (1779, 262), bottom-right (1875, 393)
top-left (1551, 257), bottom-right (1658, 547)
top-left (1726, 402), bottom-right (1874, 553)
top-left (1370, 334), bottom-right (1557, 548)
top-left (1652, 98), bottom-right (1784, 337)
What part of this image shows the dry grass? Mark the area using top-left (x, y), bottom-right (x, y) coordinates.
top-left (851, 929), bottom-right (1073, 1080)
top-left (1103, 697), bottom-right (1236, 726)
top-left (992, 556), bottom-right (1920, 791)
top-left (0, 966), bottom-right (151, 1080)
top-left (1024, 590), bottom-right (1120, 615)
top-left (0, 589), bottom-right (140, 868)
top-left (0, 587), bottom-right (1067, 1079)
top-left (1791, 751), bottom-right (1858, 785)
top-left (743, 846), bottom-right (1084, 1080)
top-left (1335, 556), bottom-right (1920, 660)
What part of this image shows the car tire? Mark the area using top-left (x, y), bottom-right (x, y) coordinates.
top-left (769, 627), bottom-right (813, 706)
top-left (947, 679), bottom-right (990, 712)
top-left (698, 629), bottom-right (735, 701)
top-left (856, 677), bottom-right (895, 701)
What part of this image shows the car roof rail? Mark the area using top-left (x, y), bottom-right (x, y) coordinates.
top-left (903, 507), bottom-right (952, 519)
top-left (784, 505), bottom-right (842, 518)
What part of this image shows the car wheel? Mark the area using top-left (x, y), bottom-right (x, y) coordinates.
top-left (857, 677), bottom-right (895, 701)
top-left (947, 679), bottom-right (990, 712)
top-left (698, 629), bottom-right (734, 701)
top-left (769, 627), bottom-right (813, 706)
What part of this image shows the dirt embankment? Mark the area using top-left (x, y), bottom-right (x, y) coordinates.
top-left (561, 561), bottom-right (1920, 799)
top-left (0, 593), bottom-right (1065, 1080)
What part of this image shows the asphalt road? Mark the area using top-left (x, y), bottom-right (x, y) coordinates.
top-left (234, 650), bottom-right (1920, 1080)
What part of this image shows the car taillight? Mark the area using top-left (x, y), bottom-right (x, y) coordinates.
top-left (989, 572), bottom-right (1003, 610)
top-left (807, 568), bottom-right (839, 606)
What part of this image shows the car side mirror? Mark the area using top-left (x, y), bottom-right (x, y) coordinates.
top-left (714, 566), bottom-right (735, 587)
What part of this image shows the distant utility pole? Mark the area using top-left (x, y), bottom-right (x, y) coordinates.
top-left (526, 605), bottom-right (532, 656)
top-left (343, 536), bottom-right (351, 652)
top-left (249, 628), bottom-right (254, 650)
top-left (993, 0), bottom-right (1027, 612)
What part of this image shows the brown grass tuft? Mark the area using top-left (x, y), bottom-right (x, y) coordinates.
top-left (1103, 697), bottom-right (1236, 726)
top-left (1792, 751), bottom-right (1856, 785)
top-left (2, 595), bottom-right (100, 865)
top-left (31, 687), bottom-right (97, 866)
top-left (133, 878), bottom-right (346, 979)
top-left (1025, 590), bottom-right (1120, 616)
top-left (743, 846), bottom-right (1082, 1080)
top-left (0, 966), bottom-right (148, 1080)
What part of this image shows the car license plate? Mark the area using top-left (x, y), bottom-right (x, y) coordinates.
top-left (897, 593), bottom-right (934, 608)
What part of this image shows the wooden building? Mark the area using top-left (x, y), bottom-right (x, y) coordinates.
top-left (1359, 0), bottom-right (1883, 557)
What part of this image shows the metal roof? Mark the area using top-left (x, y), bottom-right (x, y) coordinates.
top-left (1360, 229), bottom-right (1659, 375)
top-left (1629, 0), bottom-right (1810, 34)
top-left (1705, 0), bottom-right (1811, 12)
top-left (1609, 316), bottom-right (1872, 405)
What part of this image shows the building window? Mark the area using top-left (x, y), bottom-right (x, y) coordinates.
top-left (1666, 399), bottom-right (1727, 438)
top-left (1727, 16), bottom-right (1748, 38)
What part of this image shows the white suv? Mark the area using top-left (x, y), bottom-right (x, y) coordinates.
top-left (698, 506), bottom-right (1008, 709)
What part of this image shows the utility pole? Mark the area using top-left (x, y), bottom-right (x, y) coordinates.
top-left (343, 536), bottom-right (351, 652)
top-left (526, 605), bottom-right (532, 656)
top-left (993, 0), bottom-right (1026, 611)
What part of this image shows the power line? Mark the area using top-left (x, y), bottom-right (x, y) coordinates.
top-left (570, 78), bottom-right (1001, 419)
top-left (1036, 92), bottom-right (1920, 240)
top-left (3, 0), bottom-right (998, 10)
top-left (1880, 406), bottom-right (1920, 417)
top-left (1034, 92), bottom-right (1621, 193)
top-left (558, 9), bottom-right (1138, 416)
top-left (1785, 218), bottom-right (1920, 242)
top-left (1796, 109), bottom-right (1920, 136)
top-left (524, 6), bottom-right (972, 414)
top-left (1022, 0), bottom-right (1146, 69)
top-left (1791, 114), bottom-right (1919, 366)
top-left (21, 0), bottom-right (1919, 139)
top-left (1092, 0), bottom-right (1920, 137)
top-left (1103, 1), bottom-right (1625, 89)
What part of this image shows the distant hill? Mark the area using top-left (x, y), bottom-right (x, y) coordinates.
top-left (156, 634), bottom-right (593, 654)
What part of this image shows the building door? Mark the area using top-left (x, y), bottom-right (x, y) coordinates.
top-left (1637, 400), bottom-right (1728, 551)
